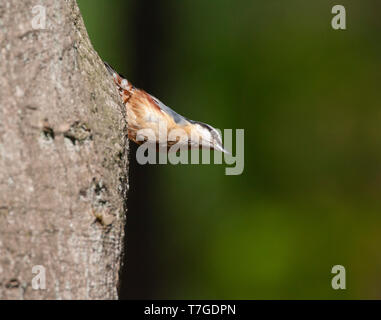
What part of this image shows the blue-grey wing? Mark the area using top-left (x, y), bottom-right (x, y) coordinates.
top-left (149, 94), bottom-right (190, 126)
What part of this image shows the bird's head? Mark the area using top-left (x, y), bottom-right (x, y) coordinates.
top-left (189, 120), bottom-right (230, 154)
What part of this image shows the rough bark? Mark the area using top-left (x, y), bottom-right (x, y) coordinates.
top-left (0, 0), bottom-right (128, 299)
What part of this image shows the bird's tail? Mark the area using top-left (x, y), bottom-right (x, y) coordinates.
top-left (103, 61), bottom-right (132, 91)
top-left (104, 61), bottom-right (117, 76)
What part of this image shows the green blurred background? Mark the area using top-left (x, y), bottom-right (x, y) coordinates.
top-left (77, 0), bottom-right (381, 299)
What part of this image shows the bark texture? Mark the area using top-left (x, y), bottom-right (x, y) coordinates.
top-left (0, 0), bottom-right (128, 299)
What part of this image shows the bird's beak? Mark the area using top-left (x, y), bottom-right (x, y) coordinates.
top-left (214, 144), bottom-right (231, 155)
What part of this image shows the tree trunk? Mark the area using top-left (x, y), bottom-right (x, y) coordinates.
top-left (0, 0), bottom-right (128, 299)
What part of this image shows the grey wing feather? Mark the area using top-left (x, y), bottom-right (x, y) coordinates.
top-left (149, 95), bottom-right (190, 125)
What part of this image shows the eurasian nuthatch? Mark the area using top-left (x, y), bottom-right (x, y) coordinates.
top-left (104, 61), bottom-right (228, 154)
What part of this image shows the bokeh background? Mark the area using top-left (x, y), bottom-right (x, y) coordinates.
top-left (77, 0), bottom-right (381, 299)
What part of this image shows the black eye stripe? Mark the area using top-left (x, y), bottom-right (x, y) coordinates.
top-left (189, 121), bottom-right (221, 142)
top-left (190, 121), bottom-right (212, 131)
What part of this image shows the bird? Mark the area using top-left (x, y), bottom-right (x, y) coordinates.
top-left (104, 61), bottom-right (229, 154)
